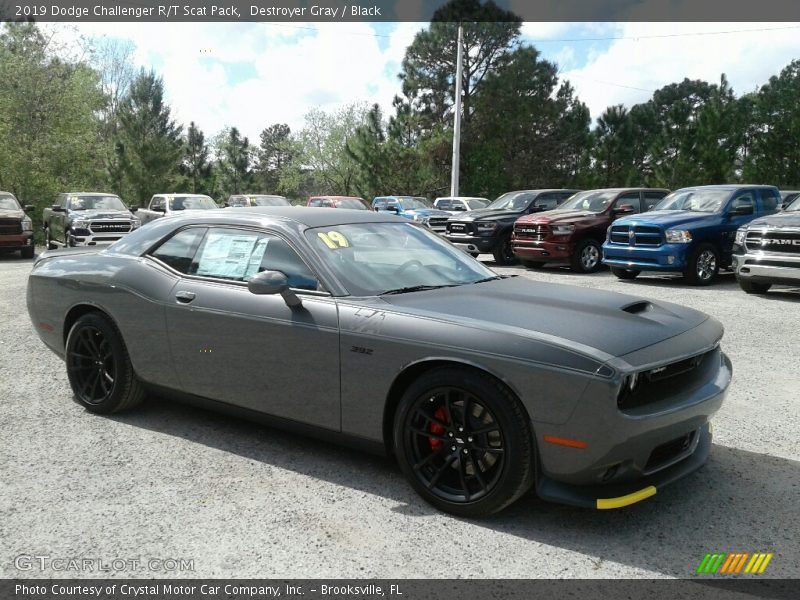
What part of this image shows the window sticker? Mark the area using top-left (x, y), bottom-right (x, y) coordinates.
top-left (317, 231), bottom-right (350, 249)
top-left (196, 231), bottom-right (261, 280)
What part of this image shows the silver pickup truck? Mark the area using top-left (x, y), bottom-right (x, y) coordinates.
top-left (43, 192), bottom-right (140, 249)
top-left (135, 193), bottom-right (220, 225)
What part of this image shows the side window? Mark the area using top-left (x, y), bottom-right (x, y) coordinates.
top-left (643, 191), bottom-right (666, 211)
top-left (150, 196), bottom-right (165, 211)
top-left (730, 193), bottom-right (755, 214)
top-left (556, 192), bottom-right (574, 204)
top-left (760, 189), bottom-right (780, 212)
top-left (309, 198), bottom-right (322, 207)
top-left (192, 228), bottom-right (319, 290)
top-left (615, 192), bottom-right (642, 213)
top-left (321, 200), bottom-right (334, 207)
top-left (55, 194), bottom-right (65, 208)
top-left (150, 228), bottom-right (207, 273)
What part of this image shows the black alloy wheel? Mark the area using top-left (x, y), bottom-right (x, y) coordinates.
top-left (394, 367), bottom-right (534, 517)
top-left (492, 235), bottom-right (517, 265)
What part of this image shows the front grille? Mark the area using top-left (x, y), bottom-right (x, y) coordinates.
top-left (427, 217), bottom-right (449, 232)
top-left (89, 221), bottom-right (132, 234)
top-left (617, 348), bottom-right (716, 411)
top-left (514, 224), bottom-right (549, 241)
top-left (609, 225), bottom-right (663, 247)
top-left (0, 218), bottom-right (22, 235)
top-left (744, 258), bottom-right (800, 269)
top-left (645, 431), bottom-right (696, 473)
top-left (745, 230), bottom-right (800, 254)
top-left (446, 222), bottom-right (474, 235)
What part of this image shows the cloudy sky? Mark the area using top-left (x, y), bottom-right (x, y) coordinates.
top-left (48, 21), bottom-right (800, 142)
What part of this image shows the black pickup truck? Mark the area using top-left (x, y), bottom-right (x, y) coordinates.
top-left (443, 189), bottom-right (580, 264)
top-left (733, 194), bottom-right (800, 294)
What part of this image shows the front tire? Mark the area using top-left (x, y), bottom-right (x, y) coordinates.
top-left (738, 278), bottom-right (771, 294)
top-left (521, 260), bottom-right (545, 269)
top-left (492, 235), bottom-right (517, 266)
top-left (20, 246), bottom-right (34, 259)
top-left (393, 367), bottom-right (535, 517)
top-left (611, 267), bottom-right (640, 280)
top-left (65, 313), bottom-right (145, 414)
top-left (44, 227), bottom-right (55, 250)
top-left (684, 243), bottom-right (719, 286)
top-left (570, 239), bottom-right (602, 273)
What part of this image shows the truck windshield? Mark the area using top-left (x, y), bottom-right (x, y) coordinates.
top-left (558, 190), bottom-right (617, 213)
top-left (487, 192), bottom-right (532, 211)
top-left (250, 196), bottom-right (290, 207)
top-left (337, 199), bottom-right (367, 210)
top-left (397, 197), bottom-right (431, 210)
top-left (169, 196), bottom-right (218, 210)
top-left (69, 195), bottom-right (127, 210)
top-left (786, 196), bottom-right (800, 212)
top-left (0, 194), bottom-right (20, 210)
top-left (655, 190), bottom-right (729, 213)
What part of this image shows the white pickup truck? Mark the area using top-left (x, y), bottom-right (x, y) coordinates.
top-left (135, 193), bottom-right (220, 225)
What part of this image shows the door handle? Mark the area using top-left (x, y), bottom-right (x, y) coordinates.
top-left (175, 291), bottom-right (196, 303)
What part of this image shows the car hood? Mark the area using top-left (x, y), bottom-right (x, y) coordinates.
top-left (70, 209), bottom-right (135, 220)
top-left (405, 208), bottom-right (452, 218)
top-left (451, 208), bottom-right (522, 222)
top-left (0, 208), bottom-right (24, 219)
top-left (614, 210), bottom-right (718, 228)
top-left (381, 276), bottom-right (710, 359)
top-left (520, 209), bottom-right (601, 224)
top-left (748, 211), bottom-right (800, 228)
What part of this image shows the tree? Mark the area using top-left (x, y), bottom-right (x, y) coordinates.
top-left (117, 70), bottom-right (183, 205)
top-left (216, 126), bottom-right (251, 195)
top-left (255, 123), bottom-right (293, 193)
top-left (180, 122), bottom-right (213, 194)
top-left (591, 105), bottom-right (635, 187)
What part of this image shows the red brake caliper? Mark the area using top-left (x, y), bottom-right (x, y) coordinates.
top-left (429, 406), bottom-right (448, 450)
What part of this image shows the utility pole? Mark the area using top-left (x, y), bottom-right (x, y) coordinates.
top-left (450, 23), bottom-right (464, 197)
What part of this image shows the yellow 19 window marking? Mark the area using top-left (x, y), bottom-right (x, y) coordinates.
top-left (317, 231), bottom-right (350, 249)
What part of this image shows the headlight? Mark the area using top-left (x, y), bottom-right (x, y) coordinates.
top-left (21, 218), bottom-right (33, 231)
top-left (131, 219), bottom-right (141, 229)
top-left (413, 214), bottom-right (430, 226)
top-left (665, 229), bottom-right (692, 243)
top-left (476, 222), bottom-right (497, 231)
top-left (734, 228), bottom-right (746, 245)
top-left (552, 224), bottom-right (575, 235)
top-left (72, 219), bottom-right (89, 229)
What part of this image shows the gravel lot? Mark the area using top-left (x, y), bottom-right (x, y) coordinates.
top-left (1, 249), bottom-right (798, 579)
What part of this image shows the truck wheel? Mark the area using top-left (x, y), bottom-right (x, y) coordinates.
top-left (521, 260), bottom-right (545, 269)
top-left (738, 279), bottom-right (771, 294)
top-left (66, 229), bottom-right (76, 247)
top-left (492, 235), bottom-right (517, 266)
top-left (65, 312), bottom-right (146, 414)
top-left (20, 246), bottom-right (34, 259)
top-left (684, 244), bottom-right (719, 286)
top-left (570, 239), bottom-right (602, 273)
top-left (44, 227), bottom-right (56, 250)
top-left (611, 267), bottom-right (640, 280)
top-left (393, 367), bottom-right (535, 517)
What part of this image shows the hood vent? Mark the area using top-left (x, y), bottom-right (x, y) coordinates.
top-left (621, 301), bottom-right (652, 314)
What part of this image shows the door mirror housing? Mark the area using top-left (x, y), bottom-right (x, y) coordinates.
top-left (614, 204), bottom-right (635, 215)
top-left (247, 270), bottom-right (302, 307)
top-left (129, 206), bottom-right (138, 213)
top-left (24, 205), bottom-right (34, 212)
top-left (153, 205), bottom-right (166, 213)
top-left (453, 205), bottom-right (467, 211)
top-left (728, 204), bottom-right (754, 216)
top-left (383, 205), bottom-right (400, 214)
top-left (51, 205), bottom-right (64, 212)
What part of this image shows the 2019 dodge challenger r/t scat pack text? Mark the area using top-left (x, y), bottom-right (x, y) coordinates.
top-left (26, 208), bottom-right (731, 517)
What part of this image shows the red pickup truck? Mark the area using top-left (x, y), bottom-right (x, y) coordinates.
top-left (0, 191), bottom-right (35, 258)
top-left (511, 188), bottom-right (669, 273)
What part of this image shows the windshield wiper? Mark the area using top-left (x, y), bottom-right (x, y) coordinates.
top-left (470, 276), bottom-right (503, 284)
top-left (379, 284), bottom-right (460, 296)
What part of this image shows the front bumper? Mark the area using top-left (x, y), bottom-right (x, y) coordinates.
top-left (602, 242), bottom-right (690, 271)
top-left (532, 346), bottom-right (731, 509)
top-left (512, 238), bottom-right (575, 262)
top-left (733, 252), bottom-right (800, 286)
top-left (68, 231), bottom-right (130, 246)
top-left (0, 232), bottom-right (34, 250)
top-left (444, 234), bottom-right (497, 253)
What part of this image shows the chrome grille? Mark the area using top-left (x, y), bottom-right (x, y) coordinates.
top-left (745, 230), bottom-right (800, 255)
top-left (0, 219), bottom-right (22, 235)
top-left (514, 224), bottom-right (548, 241)
top-left (89, 221), bottom-right (132, 234)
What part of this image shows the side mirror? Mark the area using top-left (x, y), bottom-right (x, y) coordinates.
top-left (129, 206), bottom-right (138, 213)
top-left (384, 205), bottom-right (400, 214)
top-left (729, 205), bottom-right (753, 216)
top-left (453, 205), bottom-right (467, 211)
top-left (614, 204), bottom-right (635, 215)
top-left (247, 270), bottom-right (302, 307)
top-left (51, 205), bottom-right (64, 212)
top-left (153, 206), bottom-right (166, 213)
top-left (24, 205), bottom-right (34, 212)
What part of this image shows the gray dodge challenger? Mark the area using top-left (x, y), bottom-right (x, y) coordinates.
top-left (26, 207), bottom-right (731, 516)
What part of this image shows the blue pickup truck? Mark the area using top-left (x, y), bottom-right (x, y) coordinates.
top-left (602, 184), bottom-right (781, 285)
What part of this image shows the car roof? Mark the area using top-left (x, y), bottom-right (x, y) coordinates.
top-left (435, 196), bottom-right (488, 201)
top-left (675, 184), bottom-right (777, 192)
top-left (310, 195), bottom-right (363, 200)
top-left (63, 192), bottom-right (120, 196)
top-left (576, 188), bottom-right (669, 193)
top-left (227, 206), bottom-right (398, 226)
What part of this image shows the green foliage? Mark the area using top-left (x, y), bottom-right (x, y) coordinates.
top-left (180, 121), bottom-right (213, 194)
top-left (255, 123), bottom-right (294, 194)
top-left (215, 126), bottom-right (252, 195)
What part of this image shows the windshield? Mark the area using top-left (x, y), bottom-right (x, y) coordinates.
top-left (305, 222), bottom-right (497, 296)
top-left (0, 194), bottom-right (20, 210)
top-left (558, 191), bottom-right (617, 213)
top-left (786, 196), bottom-right (800, 212)
top-left (397, 197), bottom-right (431, 210)
top-left (655, 190), bottom-right (729, 213)
top-left (487, 192), bottom-right (532, 211)
top-left (466, 198), bottom-right (488, 209)
top-left (337, 198), bottom-right (367, 210)
top-left (250, 195), bottom-right (289, 207)
top-left (68, 195), bottom-right (127, 211)
top-left (169, 195), bottom-right (218, 210)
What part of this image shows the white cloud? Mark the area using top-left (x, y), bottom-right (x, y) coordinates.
top-left (559, 22), bottom-right (800, 121)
